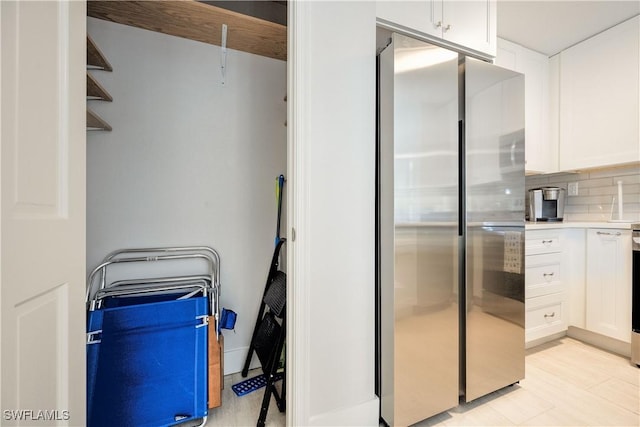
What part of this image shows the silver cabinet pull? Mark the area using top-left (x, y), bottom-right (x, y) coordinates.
top-left (543, 272), bottom-right (555, 278)
top-left (443, 24), bottom-right (452, 32)
top-left (435, 21), bottom-right (442, 28)
top-left (597, 231), bottom-right (621, 236)
top-left (544, 312), bottom-right (556, 318)
top-left (542, 239), bottom-right (553, 244)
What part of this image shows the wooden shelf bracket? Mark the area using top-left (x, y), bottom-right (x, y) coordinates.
top-left (87, 35), bottom-right (113, 71)
top-left (86, 108), bottom-right (112, 131)
top-left (87, 72), bottom-right (113, 101)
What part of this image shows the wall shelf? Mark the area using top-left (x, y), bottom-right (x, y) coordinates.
top-left (87, 108), bottom-right (112, 131)
top-left (86, 35), bottom-right (112, 131)
top-left (87, 72), bottom-right (113, 101)
top-left (87, 35), bottom-right (113, 71)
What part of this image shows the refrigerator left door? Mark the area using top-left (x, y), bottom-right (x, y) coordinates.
top-left (378, 33), bottom-right (460, 427)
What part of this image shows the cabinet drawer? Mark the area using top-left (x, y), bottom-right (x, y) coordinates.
top-left (526, 293), bottom-right (567, 343)
top-left (525, 232), bottom-right (562, 255)
top-left (525, 253), bottom-right (562, 298)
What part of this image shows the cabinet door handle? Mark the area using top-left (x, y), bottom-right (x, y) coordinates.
top-left (435, 21), bottom-right (442, 28)
top-left (543, 272), bottom-right (555, 278)
top-left (443, 24), bottom-right (452, 32)
top-left (542, 239), bottom-right (553, 245)
top-left (597, 231), bottom-right (621, 236)
top-left (544, 312), bottom-right (556, 318)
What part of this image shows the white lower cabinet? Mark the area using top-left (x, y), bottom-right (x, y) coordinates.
top-left (525, 230), bottom-right (567, 343)
top-left (526, 253), bottom-right (562, 298)
top-left (585, 229), bottom-right (632, 343)
top-left (526, 226), bottom-right (633, 349)
top-left (526, 293), bottom-right (567, 342)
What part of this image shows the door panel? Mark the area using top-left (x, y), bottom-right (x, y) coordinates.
top-left (1, 1), bottom-right (86, 425)
top-left (464, 58), bottom-right (525, 402)
top-left (379, 33), bottom-right (459, 426)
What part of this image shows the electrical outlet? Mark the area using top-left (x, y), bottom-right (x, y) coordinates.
top-left (568, 182), bottom-right (579, 196)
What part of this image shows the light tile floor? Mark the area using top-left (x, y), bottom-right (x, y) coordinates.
top-left (206, 369), bottom-right (285, 427)
top-left (207, 337), bottom-right (639, 426)
top-left (415, 337), bottom-right (639, 427)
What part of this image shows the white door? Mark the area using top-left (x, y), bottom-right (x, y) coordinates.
top-left (1, 1), bottom-right (86, 425)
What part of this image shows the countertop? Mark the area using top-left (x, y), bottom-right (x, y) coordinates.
top-left (525, 221), bottom-right (638, 230)
top-left (395, 221), bottom-right (639, 230)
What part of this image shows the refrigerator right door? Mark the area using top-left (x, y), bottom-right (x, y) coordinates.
top-left (464, 57), bottom-right (525, 402)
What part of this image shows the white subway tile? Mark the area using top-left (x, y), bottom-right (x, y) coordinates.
top-left (589, 164), bottom-right (640, 179)
top-left (573, 177), bottom-right (614, 188)
top-left (588, 204), bottom-right (611, 214)
top-left (566, 212), bottom-right (602, 221)
top-left (587, 186), bottom-right (617, 196)
top-left (564, 205), bottom-right (589, 213)
top-left (566, 195), bottom-right (614, 205)
top-left (614, 175), bottom-right (640, 185)
top-left (622, 183), bottom-right (639, 195)
top-left (525, 177), bottom-right (549, 186)
top-left (623, 203), bottom-right (640, 213)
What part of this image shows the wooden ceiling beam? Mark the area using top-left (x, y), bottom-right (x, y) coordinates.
top-left (87, 0), bottom-right (287, 61)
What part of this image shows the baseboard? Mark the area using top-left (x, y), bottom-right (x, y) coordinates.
top-left (308, 396), bottom-right (379, 426)
top-left (223, 346), bottom-right (261, 376)
top-left (567, 326), bottom-right (631, 357)
top-left (525, 331), bottom-right (567, 349)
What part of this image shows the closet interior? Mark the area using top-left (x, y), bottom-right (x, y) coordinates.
top-left (85, 1), bottom-right (288, 425)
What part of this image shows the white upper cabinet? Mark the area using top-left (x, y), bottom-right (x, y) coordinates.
top-left (548, 55), bottom-right (561, 174)
top-left (376, 0), bottom-right (497, 58)
top-left (495, 38), bottom-right (556, 174)
top-left (442, 1), bottom-right (496, 57)
top-left (559, 16), bottom-right (640, 171)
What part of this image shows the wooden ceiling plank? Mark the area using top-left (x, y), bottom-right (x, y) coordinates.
top-left (87, 1), bottom-right (286, 61)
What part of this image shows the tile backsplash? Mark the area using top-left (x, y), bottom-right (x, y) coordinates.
top-left (525, 164), bottom-right (640, 222)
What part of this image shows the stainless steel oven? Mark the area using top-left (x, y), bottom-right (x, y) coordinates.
top-left (632, 226), bottom-right (640, 367)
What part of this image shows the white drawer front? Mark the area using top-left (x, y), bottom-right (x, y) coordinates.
top-left (526, 293), bottom-right (567, 343)
top-left (525, 232), bottom-right (562, 255)
top-left (526, 253), bottom-right (562, 298)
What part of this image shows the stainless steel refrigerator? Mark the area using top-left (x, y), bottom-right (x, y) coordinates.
top-left (376, 33), bottom-right (525, 426)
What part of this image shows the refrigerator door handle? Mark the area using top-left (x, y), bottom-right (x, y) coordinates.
top-left (458, 119), bottom-right (464, 237)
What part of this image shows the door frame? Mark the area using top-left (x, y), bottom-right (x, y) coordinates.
top-left (286, 0), bottom-right (307, 424)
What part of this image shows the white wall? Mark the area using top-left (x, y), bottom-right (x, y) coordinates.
top-left (288, 1), bottom-right (379, 425)
top-left (86, 18), bottom-right (286, 374)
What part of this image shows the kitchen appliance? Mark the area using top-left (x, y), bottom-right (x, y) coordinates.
top-left (528, 187), bottom-right (566, 222)
top-left (376, 33), bottom-right (525, 426)
top-left (632, 225), bottom-right (640, 367)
